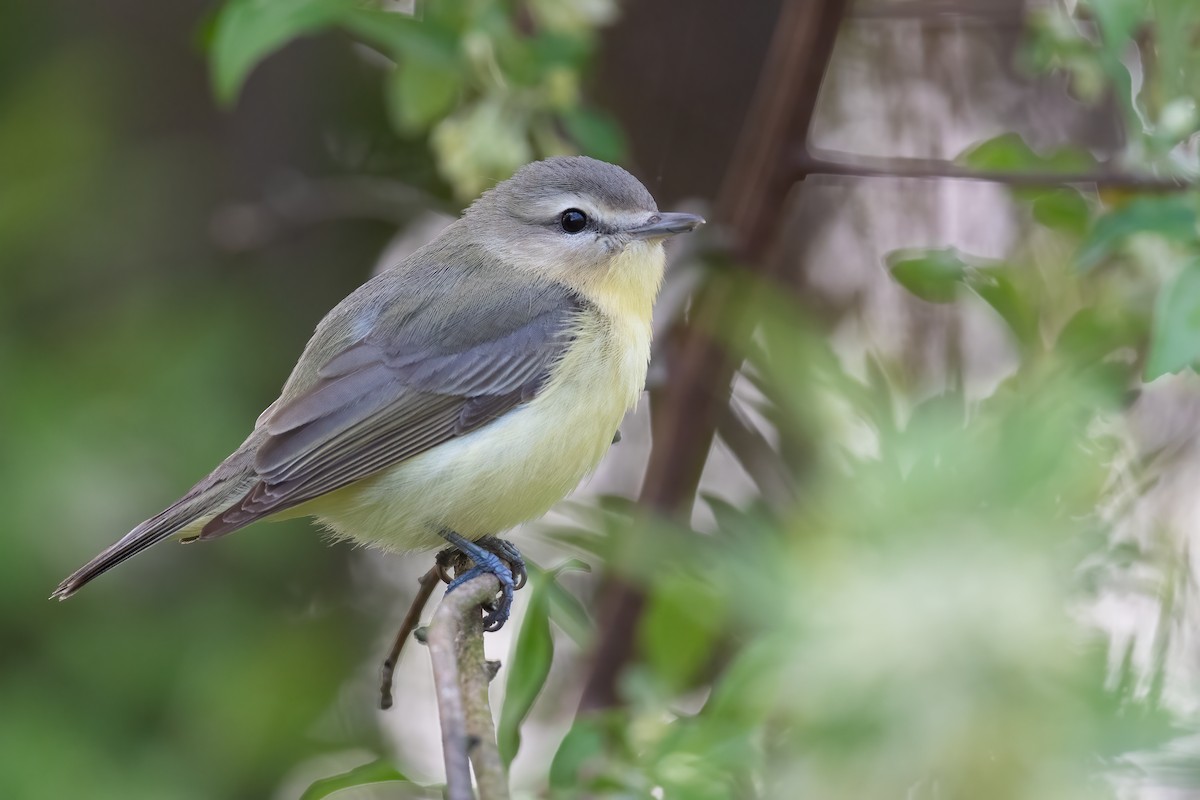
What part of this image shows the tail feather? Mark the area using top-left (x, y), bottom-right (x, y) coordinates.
top-left (50, 509), bottom-right (201, 600)
top-left (52, 434), bottom-right (263, 600)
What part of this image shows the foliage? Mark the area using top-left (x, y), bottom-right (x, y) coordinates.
top-left (539, 287), bottom-right (1168, 797)
top-left (210, 0), bottom-right (625, 199)
top-left (1026, 0), bottom-right (1200, 174)
top-left (12, 0), bottom-right (1200, 798)
top-left (496, 565), bottom-right (556, 766)
top-left (528, 3), bottom-right (1200, 796)
top-left (298, 758), bottom-right (419, 799)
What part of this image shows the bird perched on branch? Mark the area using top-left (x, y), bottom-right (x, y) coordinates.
top-left (52, 156), bottom-right (704, 630)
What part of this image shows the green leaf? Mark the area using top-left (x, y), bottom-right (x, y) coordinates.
top-left (641, 572), bottom-right (724, 693)
top-left (1147, 261), bottom-right (1200, 378)
top-left (964, 266), bottom-right (1038, 347)
top-left (887, 248), bottom-right (968, 303)
top-left (1057, 306), bottom-right (1141, 365)
top-left (529, 30), bottom-right (593, 70)
top-left (1089, 0), bottom-right (1146, 53)
top-left (959, 132), bottom-right (1095, 173)
top-left (960, 133), bottom-right (1039, 171)
top-left (299, 758), bottom-right (410, 800)
top-left (209, 1), bottom-right (461, 107)
top-left (388, 59), bottom-right (462, 133)
top-left (210, 0), bottom-right (350, 105)
top-left (431, 97), bottom-right (534, 198)
top-left (700, 494), bottom-right (748, 535)
top-left (546, 566), bottom-right (593, 647)
top-left (887, 249), bottom-right (1036, 344)
top-left (1032, 188), bottom-right (1091, 236)
top-left (341, 10), bottom-right (460, 67)
top-left (1077, 196), bottom-right (1198, 270)
top-left (549, 717), bottom-right (609, 789)
top-left (497, 570), bottom-right (555, 766)
top-left (561, 107), bottom-right (626, 163)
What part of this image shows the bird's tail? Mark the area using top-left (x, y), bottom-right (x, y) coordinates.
top-left (51, 436), bottom-right (261, 600)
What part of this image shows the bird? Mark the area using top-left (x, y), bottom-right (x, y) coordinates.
top-left (52, 156), bottom-right (704, 630)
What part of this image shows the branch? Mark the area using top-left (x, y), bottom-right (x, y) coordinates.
top-left (578, 0), bottom-right (850, 713)
top-left (795, 150), bottom-right (1196, 191)
top-left (428, 574), bottom-right (509, 800)
top-left (379, 566), bottom-right (441, 710)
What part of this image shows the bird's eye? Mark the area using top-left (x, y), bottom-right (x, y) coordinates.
top-left (559, 208), bottom-right (588, 234)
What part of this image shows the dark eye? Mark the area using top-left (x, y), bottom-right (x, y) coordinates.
top-left (560, 208), bottom-right (588, 234)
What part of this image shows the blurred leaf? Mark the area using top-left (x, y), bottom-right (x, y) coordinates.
top-left (527, 0), bottom-right (618, 34)
top-left (550, 717), bottom-right (609, 789)
top-left (701, 493), bottom-right (748, 534)
top-left (887, 248), bottom-right (967, 303)
top-left (1057, 306), bottom-right (1142, 365)
top-left (561, 107), bottom-right (626, 163)
top-left (210, 1), bottom-right (456, 106)
top-left (431, 97), bottom-right (533, 198)
top-left (210, 0), bottom-right (349, 104)
top-left (545, 562), bottom-right (594, 647)
top-left (497, 570), bottom-right (555, 766)
top-left (529, 31), bottom-right (593, 70)
top-left (299, 758), bottom-right (411, 800)
top-left (1077, 196), bottom-right (1198, 269)
top-left (964, 266), bottom-right (1039, 346)
top-left (959, 132), bottom-right (1096, 173)
top-left (388, 59), bottom-right (462, 133)
top-left (340, 9), bottom-right (459, 66)
top-left (961, 132), bottom-right (1039, 170)
top-left (641, 571), bottom-right (724, 693)
top-left (1032, 188), bottom-right (1091, 236)
top-left (1147, 260), bottom-right (1200, 378)
top-left (1089, 0), bottom-right (1145, 53)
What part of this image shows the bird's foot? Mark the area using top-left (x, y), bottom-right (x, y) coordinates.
top-left (436, 532), bottom-right (527, 632)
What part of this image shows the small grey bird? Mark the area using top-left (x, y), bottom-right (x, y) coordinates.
top-left (53, 156), bottom-right (703, 629)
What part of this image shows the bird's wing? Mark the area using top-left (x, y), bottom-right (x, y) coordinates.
top-left (200, 287), bottom-right (584, 538)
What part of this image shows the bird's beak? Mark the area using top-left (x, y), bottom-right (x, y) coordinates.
top-left (626, 212), bottom-right (706, 240)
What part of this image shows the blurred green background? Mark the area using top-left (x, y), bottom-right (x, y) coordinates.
top-left (10, 1), bottom-right (1200, 798)
top-left (2, 2), bottom-right (398, 798)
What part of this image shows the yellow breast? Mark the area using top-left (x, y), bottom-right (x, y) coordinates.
top-left (307, 240), bottom-right (666, 550)
top-left (308, 302), bottom-right (654, 552)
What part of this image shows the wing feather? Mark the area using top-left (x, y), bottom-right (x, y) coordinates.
top-left (201, 288), bottom-right (584, 539)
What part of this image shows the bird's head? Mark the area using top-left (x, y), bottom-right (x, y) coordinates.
top-left (464, 156), bottom-right (704, 318)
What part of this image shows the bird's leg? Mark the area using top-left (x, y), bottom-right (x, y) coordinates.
top-left (437, 531), bottom-right (527, 632)
top-left (474, 535), bottom-right (528, 591)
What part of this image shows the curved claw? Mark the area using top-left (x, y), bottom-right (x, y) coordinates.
top-left (439, 531), bottom-right (523, 632)
top-left (446, 561), bottom-right (515, 631)
top-left (482, 582), bottom-right (515, 632)
top-left (434, 547), bottom-right (459, 585)
top-left (475, 535), bottom-right (527, 590)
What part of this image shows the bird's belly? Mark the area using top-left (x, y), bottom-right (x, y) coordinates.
top-left (308, 324), bottom-right (646, 552)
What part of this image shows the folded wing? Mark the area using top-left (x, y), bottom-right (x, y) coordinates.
top-left (200, 288), bottom-right (584, 539)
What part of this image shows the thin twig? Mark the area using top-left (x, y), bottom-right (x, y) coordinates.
top-left (428, 574), bottom-right (508, 800)
top-left (379, 566), bottom-right (442, 710)
top-left (796, 150), bottom-right (1196, 191)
